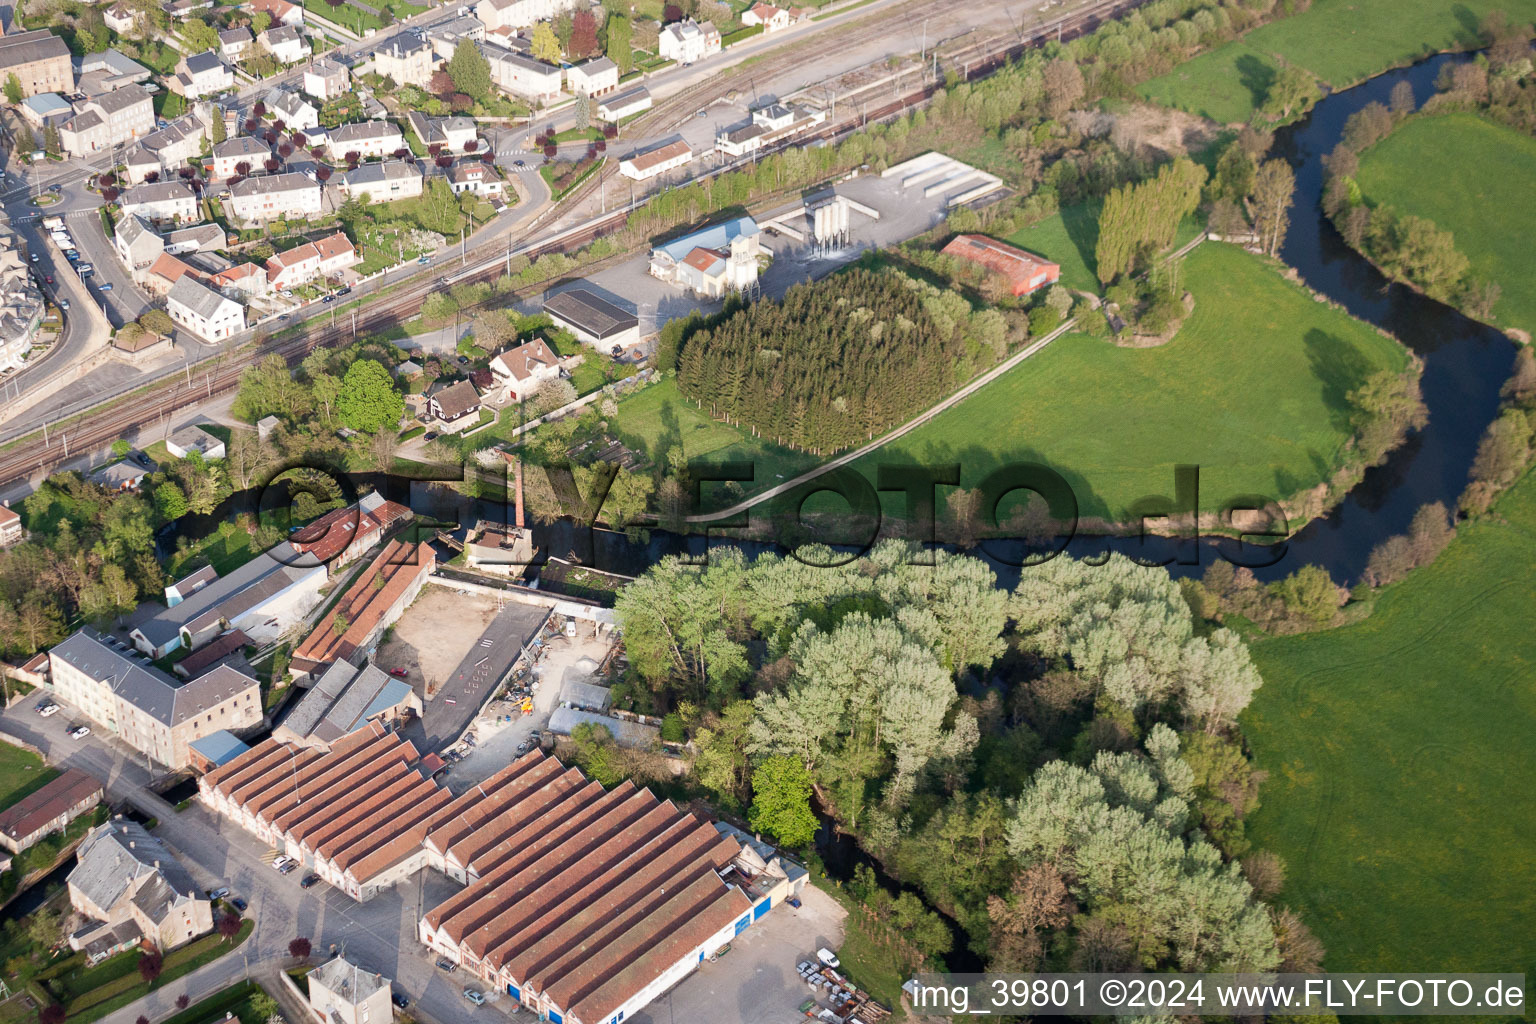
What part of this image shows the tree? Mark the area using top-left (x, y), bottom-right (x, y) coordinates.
top-left (747, 756), bottom-right (819, 848)
top-left (289, 937), bottom-right (312, 958)
top-left (1041, 59), bottom-right (1084, 120)
top-left (570, 9), bottom-right (599, 57)
top-left (337, 360), bottom-right (404, 433)
top-left (138, 950), bottom-right (164, 984)
top-left (1262, 60), bottom-right (1317, 120)
top-left (252, 10), bottom-right (272, 33)
top-left (606, 13), bottom-right (633, 75)
top-left (3, 73), bottom-right (21, 105)
top-left (176, 995), bottom-right (191, 1010)
top-left (28, 908), bottom-right (63, 950)
top-left (530, 22), bottom-right (562, 63)
top-left (155, 482), bottom-right (189, 521)
top-left (1094, 158), bottom-right (1206, 283)
top-left (43, 123), bottom-right (61, 159)
top-left (1251, 158), bottom-right (1295, 256)
top-left (181, 17), bottom-right (220, 53)
top-left (251, 993), bottom-right (280, 1022)
top-left (1269, 564), bottom-right (1341, 627)
top-left (111, 439), bottom-right (133, 459)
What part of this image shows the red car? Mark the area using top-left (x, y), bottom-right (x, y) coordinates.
top-left (390, 668), bottom-right (408, 677)
top-left (44, 274), bottom-right (53, 284)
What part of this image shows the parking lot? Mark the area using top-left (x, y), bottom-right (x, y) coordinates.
top-left (632, 884), bottom-right (847, 1024)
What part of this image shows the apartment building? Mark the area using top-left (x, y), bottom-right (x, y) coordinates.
top-left (337, 158), bottom-right (422, 202)
top-left (265, 230), bottom-right (357, 290)
top-left (303, 57), bottom-right (348, 100)
top-left (482, 45), bottom-right (561, 104)
top-left (564, 55), bottom-right (617, 97)
top-left (370, 30), bottom-right (432, 88)
top-left (0, 30), bottom-right (75, 98)
top-left (168, 275), bottom-right (245, 340)
top-left (210, 134), bottom-right (270, 179)
top-left (658, 18), bottom-right (720, 64)
top-left (472, 0), bottom-right (579, 31)
top-left (226, 171), bottom-right (323, 224)
top-left (326, 120), bottom-right (404, 160)
top-left (58, 87), bottom-right (155, 157)
top-left (118, 181), bottom-right (199, 224)
top-left (173, 50), bottom-right (233, 98)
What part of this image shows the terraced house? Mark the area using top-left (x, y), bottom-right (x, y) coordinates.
top-left (48, 629), bottom-right (263, 769)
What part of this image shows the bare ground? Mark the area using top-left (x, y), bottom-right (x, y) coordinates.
top-left (375, 586), bottom-right (503, 697)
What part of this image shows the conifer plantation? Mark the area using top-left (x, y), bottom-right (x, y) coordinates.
top-left (675, 270), bottom-right (966, 454)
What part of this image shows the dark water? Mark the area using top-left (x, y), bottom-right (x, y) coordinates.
top-left (0, 859), bottom-right (70, 923)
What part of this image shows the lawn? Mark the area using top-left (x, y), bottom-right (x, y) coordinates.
top-left (54, 920), bottom-right (254, 1021)
top-left (1243, 467), bottom-right (1536, 976)
top-left (1138, 0), bottom-right (1536, 123)
top-left (840, 242), bottom-right (1409, 523)
top-left (1355, 112), bottom-right (1536, 335)
top-left (166, 521), bottom-right (257, 579)
top-left (1006, 203), bottom-right (1202, 294)
top-left (0, 739), bottom-right (58, 812)
top-left (611, 377), bottom-right (819, 491)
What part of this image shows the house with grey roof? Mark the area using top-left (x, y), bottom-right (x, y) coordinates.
top-left (326, 120), bottom-right (404, 160)
top-left (268, 88), bottom-right (318, 130)
top-left (219, 26), bottom-right (253, 59)
top-left (67, 817), bottom-right (213, 951)
top-left (76, 49), bottom-right (152, 93)
top-left (87, 456), bottom-right (154, 492)
top-left (259, 24), bottom-right (307, 64)
top-left (337, 158), bottom-right (422, 202)
top-left (49, 629), bottom-right (265, 767)
top-left (226, 171), bottom-right (323, 224)
top-left (164, 223), bottom-right (226, 256)
top-left (119, 180), bottom-right (198, 225)
top-left (167, 275), bottom-right (244, 341)
top-left (274, 661), bottom-right (421, 749)
top-left (210, 134), bottom-right (269, 179)
top-left (307, 956), bottom-right (393, 1024)
top-left (165, 424), bottom-right (226, 460)
top-left (175, 49), bottom-right (233, 98)
top-left (128, 542), bottom-right (327, 657)
top-left (114, 215), bottom-right (165, 272)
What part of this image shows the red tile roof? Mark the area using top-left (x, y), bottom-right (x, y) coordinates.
top-left (288, 496), bottom-right (411, 565)
top-left (292, 539), bottom-right (433, 667)
top-left (940, 234), bottom-right (1061, 295)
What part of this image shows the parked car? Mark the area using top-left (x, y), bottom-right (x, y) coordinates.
top-left (44, 275), bottom-right (52, 284)
top-left (38, 703), bottom-right (59, 717)
top-left (209, 887), bottom-right (230, 900)
top-left (515, 741), bottom-right (528, 755)
top-left (230, 897), bottom-right (247, 912)
top-left (299, 874), bottom-right (319, 889)
top-left (816, 947), bottom-right (840, 969)
top-left (322, 295), bottom-right (334, 303)
top-left (279, 861), bottom-right (296, 874)
top-left (337, 287), bottom-right (352, 295)
top-left (58, 299), bottom-right (69, 310)
top-left (417, 255), bottom-right (430, 265)
top-left (456, 355), bottom-right (469, 365)
top-left (272, 855), bottom-right (291, 871)
top-left (389, 667), bottom-right (408, 677)
top-left (392, 993), bottom-right (409, 1009)
top-left (100, 283), bottom-right (112, 291)
top-left (48, 184), bottom-right (61, 193)
top-left (436, 958), bottom-right (457, 973)
top-left (462, 989), bottom-right (484, 1006)
top-left (279, 314), bottom-right (289, 320)
top-left (69, 725), bottom-right (90, 739)
top-left (77, 264), bottom-right (93, 274)
top-left (28, 253), bottom-right (38, 262)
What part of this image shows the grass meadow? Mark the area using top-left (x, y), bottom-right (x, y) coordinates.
top-left (1243, 468), bottom-right (1536, 975)
top-left (1138, 0), bottom-right (1536, 123)
top-left (1355, 112), bottom-right (1536, 335)
top-left (0, 740), bottom-right (57, 812)
top-left (839, 241), bottom-right (1407, 522)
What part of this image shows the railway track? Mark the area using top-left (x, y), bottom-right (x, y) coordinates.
top-left (0, 0), bottom-right (1145, 488)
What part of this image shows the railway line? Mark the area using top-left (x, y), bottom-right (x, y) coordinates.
top-left (0, 0), bottom-right (1145, 488)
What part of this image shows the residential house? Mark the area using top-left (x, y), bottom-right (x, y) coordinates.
top-left (208, 261), bottom-right (269, 299)
top-left (226, 171), bottom-right (323, 224)
top-left (472, 0), bottom-right (580, 31)
top-left (307, 957), bottom-right (394, 1024)
top-left (0, 503), bottom-right (23, 547)
top-left (0, 770), bottom-right (103, 854)
top-left (741, 2), bottom-right (789, 30)
top-left (0, 30), bottom-right (75, 98)
top-left (76, 49), bottom-right (153, 94)
top-left (143, 252), bottom-right (198, 299)
top-left (219, 27), bottom-right (253, 59)
top-left (406, 110), bottom-right (475, 153)
top-left (114, 215), bottom-right (165, 271)
top-left (118, 181), bottom-right (198, 225)
top-left (940, 234), bottom-right (1061, 296)
top-left (426, 378), bottom-right (482, 433)
top-left (122, 115), bottom-right (208, 184)
top-left (426, 15), bottom-right (484, 59)
top-left (543, 287), bottom-right (640, 350)
top-left (103, 4), bottom-right (138, 34)
top-left (564, 55), bottom-right (616, 96)
top-left (260, 24), bottom-right (306, 64)
top-left (658, 18), bottom-right (720, 64)
top-left (50, 629), bottom-right (265, 767)
top-left (252, 0), bottom-right (304, 28)
top-left (482, 45), bottom-right (561, 104)
top-left (59, 87), bottom-right (155, 157)
top-left (265, 230), bottom-right (356, 290)
top-left (597, 85), bottom-right (650, 122)
top-left (487, 337), bottom-right (559, 403)
top-left (619, 137), bottom-right (691, 181)
top-left (337, 159), bottom-right (422, 202)
top-left (446, 159), bottom-right (500, 196)
top-left (302, 57), bottom-right (348, 100)
top-left (164, 223), bottom-right (226, 255)
top-left (326, 120), bottom-right (403, 160)
top-left (168, 275), bottom-right (245, 340)
top-left (173, 50), bottom-right (233, 98)
top-left (210, 134), bottom-right (270, 179)
top-left (269, 88), bottom-right (318, 130)
top-left (164, 424), bottom-right (226, 460)
top-left (648, 214), bottom-right (761, 296)
top-left (67, 818), bottom-right (213, 951)
top-left (0, 230), bottom-right (42, 374)
top-left (167, 0), bottom-right (216, 16)
top-left (370, 30), bottom-right (432, 88)
top-left (86, 459), bottom-right (152, 491)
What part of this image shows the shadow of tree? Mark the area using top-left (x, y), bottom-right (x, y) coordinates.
top-left (1058, 200), bottom-right (1104, 290)
top-left (1304, 327), bottom-right (1374, 433)
top-left (1235, 53), bottom-right (1278, 114)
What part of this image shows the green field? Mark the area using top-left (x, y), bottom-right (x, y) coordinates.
top-left (1138, 0), bottom-right (1536, 123)
top-left (1356, 112), bottom-right (1536, 335)
top-left (1007, 206), bottom-right (1203, 294)
top-left (840, 242), bottom-right (1408, 522)
top-left (1244, 468), bottom-right (1536, 975)
top-left (0, 740), bottom-right (57, 812)
top-left (611, 378), bottom-right (819, 488)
